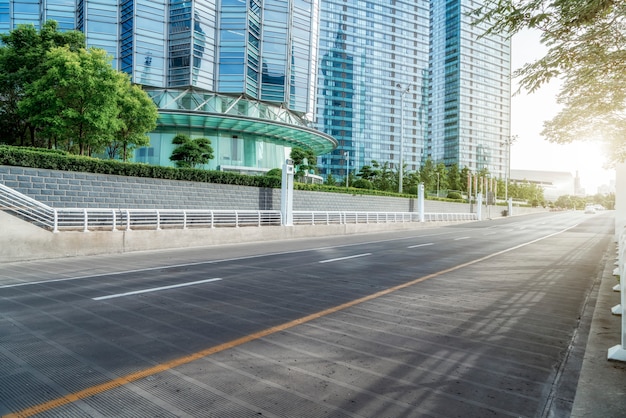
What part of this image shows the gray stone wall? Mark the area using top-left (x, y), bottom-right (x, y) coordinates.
top-left (0, 165), bottom-right (416, 212)
top-left (1, 165), bottom-right (542, 215)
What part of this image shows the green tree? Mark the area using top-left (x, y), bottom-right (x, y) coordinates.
top-left (446, 164), bottom-right (462, 192)
top-left (434, 162), bottom-right (448, 196)
top-left (460, 166), bottom-right (471, 193)
top-left (405, 171), bottom-right (422, 195)
top-left (19, 46), bottom-right (125, 155)
top-left (324, 172), bottom-right (337, 186)
top-left (266, 168), bottom-right (282, 178)
top-left (0, 21), bottom-right (85, 146)
top-left (169, 134), bottom-right (214, 168)
top-left (419, 158), bottom-right (436, 192)
top-left (471, 1), bottom-right (626, 165)
top-left (107, 83), bottom-right (158, 161)
top-left (356, 164), bottom-right (378, 181)
top-left (290, 147), bottom-right (318, 180)
top-left (370, 160), bottom-right (396, 192)
top-left (352, 178), bottom-right (373, 189)
top-left (555, 195), bottom-right (586, 210)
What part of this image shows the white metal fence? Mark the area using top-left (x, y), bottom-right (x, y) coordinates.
top-left (1, 182), bottom-right (477, 233)
top-left (292, 211), bottom-right (476, 225)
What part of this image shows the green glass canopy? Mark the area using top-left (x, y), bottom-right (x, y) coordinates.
top-left (147, 88), bottom-right (338, 155)
top-left (158, 110), bottom-right (337, 155)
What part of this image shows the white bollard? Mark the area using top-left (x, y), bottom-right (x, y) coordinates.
top-left (418, 183), bottom-right (425, 222)
top-left (607, 163), bottom-right (625, 360)
top-left (608, 228), bottom-right (626, 361)
top-left (280, 159), bottom-right (294, 226)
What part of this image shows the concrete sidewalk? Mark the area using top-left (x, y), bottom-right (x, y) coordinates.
top-left (571, 241), bottom-right (626, 417)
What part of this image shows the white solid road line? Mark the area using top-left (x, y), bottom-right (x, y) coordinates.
top-left (319, 253), bottom-right (372, 264)
top-left (454, 236), bottom-right (470, 240)
top-left (93, 278), bottom-right (223, 301)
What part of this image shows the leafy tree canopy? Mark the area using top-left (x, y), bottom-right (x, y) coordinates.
top-left (20, 46), bottom-right (125, 155)
top-left (470, 0), bottom-right (626, 165)
top-left (289, 147), bottom-right (318, 179)
top-left (1, 21), bottom-right (157, 158)
top-left (169, 134), bottom-right (214, 168)
top-left (110, 83), bottom-right (158, 161)
top-left (0, 21), bottom-right (85, 146)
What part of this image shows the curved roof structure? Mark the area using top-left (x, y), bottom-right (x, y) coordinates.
top-left (157, 110), bottom-right (337, 155)
top-left (148, 89), bottom-right (337, 155)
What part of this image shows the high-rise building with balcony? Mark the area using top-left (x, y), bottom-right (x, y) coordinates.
top-left (428, 0), bottom-right (511, 178)
top-left (315, 1), bottom-right (430, 180)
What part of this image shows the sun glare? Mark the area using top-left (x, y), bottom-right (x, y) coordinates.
top-left (568, 142), bottom-right (613, 193)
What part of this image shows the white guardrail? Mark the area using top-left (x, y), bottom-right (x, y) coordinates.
top-left (0, 183), bottom-right (477, 232)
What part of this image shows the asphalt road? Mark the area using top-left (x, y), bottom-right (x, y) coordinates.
top-left (0, 211), bottom-right (615, 417)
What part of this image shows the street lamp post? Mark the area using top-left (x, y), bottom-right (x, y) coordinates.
top-left (502, 135), bottom-right (517, 201)
top-left (345, 151), bottom-right (349, 188)
top-left (436, 172), bottom-right (440, 197)
top-left (397, 83), bottom-right (411, 194)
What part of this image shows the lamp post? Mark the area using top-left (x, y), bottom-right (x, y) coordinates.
top-left (502, 135), bottom-right (517, 201)
top-left (396, 83), bottom-right (411, 193)
top-left (436, 172), bottom-right (440, 197)
top-left (345, 151), bottom-right (349, 188)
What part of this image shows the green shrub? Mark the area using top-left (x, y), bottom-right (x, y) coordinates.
top-left (0, 145), bottom-right (280, 188)
top-left (266, 168), bottom-right (282, 178)
top-left (351, 178), bottom-right (373, 189)
top-left (447, 191), bottom-right (462, 200)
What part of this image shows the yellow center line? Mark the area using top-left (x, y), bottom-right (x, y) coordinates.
top-left (4, 229), bottom-right (568, 418)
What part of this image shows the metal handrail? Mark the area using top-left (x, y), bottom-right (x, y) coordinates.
top-left (0, 182), bottom-right (56, 228)
top-left (1, 183), bottom-right (477, 233)
top-left (291, 211), bottom-right (477, 225)
top-left (52, 208), bottom-right (284, 232)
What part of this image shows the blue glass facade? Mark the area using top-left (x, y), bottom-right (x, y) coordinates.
top-left (315, 0), bottom-right (431, 179)
top-left (2, 0), bottom-right (333, 172)
top-left (2, 1), bottom-right (511, 178)
top-left (0, 0), bottom-right (74, 32)
top-left (429, 0), bottom-right (511, 178)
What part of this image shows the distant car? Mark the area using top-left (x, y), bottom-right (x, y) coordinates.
top-left (584, 206), bottom-right (596, 214)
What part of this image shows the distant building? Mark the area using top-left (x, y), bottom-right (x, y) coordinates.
top-left (510, 169), bottom-right (575, 201)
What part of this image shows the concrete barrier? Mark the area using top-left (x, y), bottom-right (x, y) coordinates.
top-left (0, 209), bottom-right (463, 263)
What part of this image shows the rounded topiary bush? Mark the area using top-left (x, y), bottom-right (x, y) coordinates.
top-left (351, 178), bottom-right (373, 189)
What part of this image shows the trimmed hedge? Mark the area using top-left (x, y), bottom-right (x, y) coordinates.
top-left (0, 145), bottom-right (472, 203)
top-left (0, 145), bottom-right (280, 188)
top-left (294, 182), bottom-right (416, 198)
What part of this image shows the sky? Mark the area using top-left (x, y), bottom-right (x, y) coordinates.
top-left (510, 30), bottom-right (616, 195)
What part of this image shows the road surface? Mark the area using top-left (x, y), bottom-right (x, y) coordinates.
top-left (0, 211), bottom-right (614, 417)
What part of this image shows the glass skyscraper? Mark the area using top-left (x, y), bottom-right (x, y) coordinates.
top-left (316, 0), bottom-right (430, 179)
top-left (1, 1), bottom-right (510, 179)
top-left (0, 0), bottom-right (75, 33)
top-left (2, 0), bottom-right (336, 172)
top-left (429, 0), bottom-right (511, 178)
